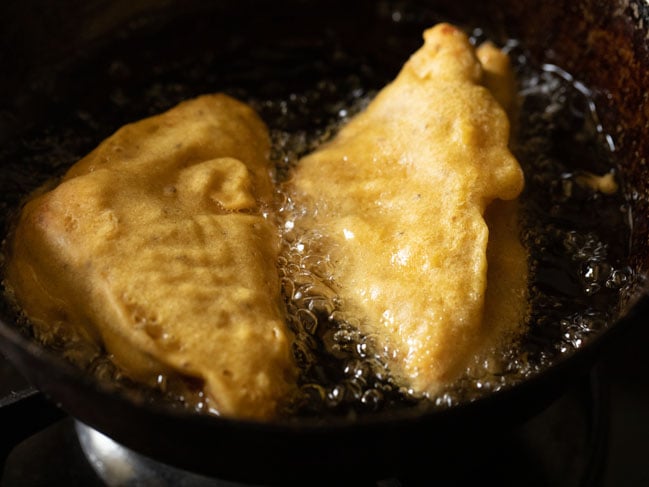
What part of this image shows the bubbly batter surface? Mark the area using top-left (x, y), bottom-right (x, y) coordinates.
top-left (5, 94), bottom-right (298, 420)
top-left (288, 24), bottom-right (527, 394)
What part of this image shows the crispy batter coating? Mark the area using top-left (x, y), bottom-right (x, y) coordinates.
top-left (288, 24), bottom-right (528, 394)
top-left (5, 94), bottom-right (297, 420)
top-left (478, 40), bottom-right (529, 372)
top-left (5, 23), bottom-right (529, 417)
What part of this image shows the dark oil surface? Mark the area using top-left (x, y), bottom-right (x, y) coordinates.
top-left (0, 4), bottom-right (633, 420)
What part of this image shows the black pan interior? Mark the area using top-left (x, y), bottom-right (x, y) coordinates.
top-left (1, 0), bottom-right (649, 483)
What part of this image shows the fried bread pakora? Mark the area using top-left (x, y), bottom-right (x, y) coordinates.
top-left (5, 23), bottom-right (528, 418)
top-left (477, 41), bottom-right (530, 374)
top-left (288, 24), bottom-right (527, 395)
top-left (5, 94), bottom-right (297, 420)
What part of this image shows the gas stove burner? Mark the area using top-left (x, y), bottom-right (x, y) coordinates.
top-left (71, 369), bottom-right (607, 487)
top-left (6, 353), bottom-right (646, 487)
top-left (3, 322), bottom-right (649, 487)
top-left (75, 422), bottom-right (259, 487)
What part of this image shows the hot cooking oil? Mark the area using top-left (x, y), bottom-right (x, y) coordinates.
top-left (0, 11), bottom-right (633, 420)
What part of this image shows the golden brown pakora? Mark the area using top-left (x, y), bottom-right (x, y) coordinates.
top-left (5, 94), bottom-right (298, 420)
top-left (288, 23), bottom-right (528, 395)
